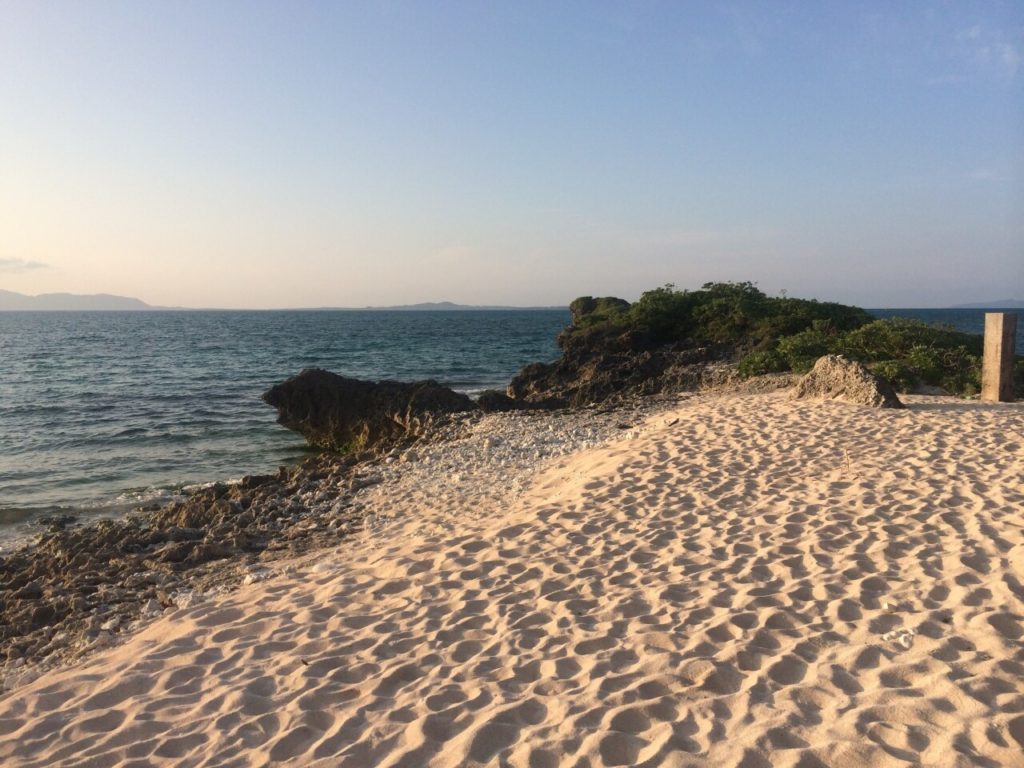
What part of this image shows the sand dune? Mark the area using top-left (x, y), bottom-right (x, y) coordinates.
top-left (1, 393), bottom-right (1022, 767)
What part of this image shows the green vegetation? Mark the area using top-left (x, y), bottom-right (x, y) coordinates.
top-left (568, 296), bottom-right (630, 331)
top-left (830, 318), bottom-right (985, 395)
top-left (565, 282), bottom-right (1016, 397)
top-left (625, 282), bottom-right (871, 348)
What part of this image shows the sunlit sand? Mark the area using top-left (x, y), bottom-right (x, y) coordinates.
top-left (2, 392), bottom-right (1022, 767)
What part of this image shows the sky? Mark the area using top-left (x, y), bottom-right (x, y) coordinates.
top-left (0, 1), bottom-right (1022, 309)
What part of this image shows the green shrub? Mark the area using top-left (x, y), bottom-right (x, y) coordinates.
top-left (561, 284), bottom-right (997, 398)
top-left (870, 360), bottom-right (916, 392)
top-left (935, 347), bottom-right (981, 395)
top-left (625, 281), bottom-right (872, 350)
top-left (829, 318), bottom-right (985, 395)
top-left (690, 282), bottom-right (771, 343)
top-left (904, 344), bottom-right (943, 383)
top-left (628, 284), bottom-right (700, 342)
top-left (837, 318), bottom-right (983, 361)
top-left (776, 327), bottom-right (833, 372)
top-left (569, 296), bottom-right (630, 329)
top-left (737, 350), bottom-right (789, 377)
top-left (757, 298), bottom-right (873, 339)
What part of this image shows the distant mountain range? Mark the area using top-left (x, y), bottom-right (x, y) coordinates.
top-left (5, 287), bottom-right (1017, 312)
top-left (0, 291), bottom-right (565, 311)
top-left (0, 290), bottom-right (154, 311)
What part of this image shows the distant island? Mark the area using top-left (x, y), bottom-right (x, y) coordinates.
top-left (8, 288), bottom-right (1021, 313)
top-left (0, 290), bottom-right (154, 311)
top-left (0, 291), bottom-right (565, 312)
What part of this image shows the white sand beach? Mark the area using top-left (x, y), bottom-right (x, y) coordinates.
top-left (1, 392), bottom-right (1022, 767)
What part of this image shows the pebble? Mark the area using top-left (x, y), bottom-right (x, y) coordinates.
top-left (93, 631), bottom-right (114, 648)
top-left (172, 591), bottom-right (203, 609)
top-left (242, 568), bottom-right (273, 586)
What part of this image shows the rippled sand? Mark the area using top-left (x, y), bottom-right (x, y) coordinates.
top-left (1, 393), bottom-right (1022, 767)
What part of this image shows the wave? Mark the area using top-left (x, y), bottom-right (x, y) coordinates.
top-left (0, 309), bottom-right (567, 521)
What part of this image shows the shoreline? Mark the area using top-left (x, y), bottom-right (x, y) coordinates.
top-left (0, 378), bottom-right (508, 555)
top-left (1, 390), bottom-right (1021, 766)
top-left (0, 392), bottom-right (676, 691)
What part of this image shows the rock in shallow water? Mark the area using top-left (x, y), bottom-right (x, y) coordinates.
top-left (262, 368), bottom-right (478, 453)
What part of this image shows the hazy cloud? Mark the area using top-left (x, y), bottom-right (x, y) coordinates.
top-left (0, 258), bottom-right (48, 273)
top-left (968, 167), bottom-right (1006, 182)
top-left (617, 228), bottom-right (782, 250)
top-left (956, 23), bottom-right (1021, 79)
top-left (926, 73), bottom-right (969, 86)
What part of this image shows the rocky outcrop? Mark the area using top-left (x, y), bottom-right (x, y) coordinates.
top-left (476, 389), bottom-right (538, 412)
top-left (506, 298), bottom-right (729, 409)
top-left (262, 368), bottom-right (478, 453)
top-left (792, 355), bottom-right (905, 408)
top-left (0, 453), bottom-right (371, 671)
top-left (506, 345), bottom-right (732, 408)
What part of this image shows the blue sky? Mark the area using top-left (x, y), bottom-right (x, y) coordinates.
top-left (1, 1), bottom-right (1021, 307)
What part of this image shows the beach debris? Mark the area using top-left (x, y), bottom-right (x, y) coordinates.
top-left (842, 448), bottom-right (861, 478)
top-left (792, 355), bottom-right (905, 408)
top-left (882, 627), bottom-right (917, 649)
top-left (242, 566), bottom-right (273, 586)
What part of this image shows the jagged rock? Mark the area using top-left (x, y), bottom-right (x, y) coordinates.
top-left (500, 295), bottom-right (739, 408)
top-left (159, 541), bottom-right (194, 563)
top-left (263, 368), bottom-right (478, 453)
top-left (507, 344), bottom-right (721, 408)
top-left (0, 446), bottom-right (373, 673)
top-left (476, 389), bottom-right (539, 412)
top-left (792, 355), bottom-right (905, 408)
top-left (13, 583), bottom-right (42, 601)
top-left (35, 515), bottom-right (77, 533)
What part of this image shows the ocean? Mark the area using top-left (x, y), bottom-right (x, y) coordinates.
top-left (867, 308), bottom-right (1024, 350)
top-left (0, 309), bottom-right (568, 548)
top-left (0, 306), bottom-right (1019, 548)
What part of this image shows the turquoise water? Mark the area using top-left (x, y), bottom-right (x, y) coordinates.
top-left (0, 306), bottom-right (1017, 540)
top-left (0, 310), bottom-right (567, 534)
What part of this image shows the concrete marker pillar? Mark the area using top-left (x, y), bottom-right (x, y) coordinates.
top-left (981, 312), bottom-right (1017, 402)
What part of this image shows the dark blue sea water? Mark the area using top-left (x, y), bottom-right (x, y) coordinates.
top-left (0, 306), bottom-right (1018, 546)
top-left (0, 310), bottom-right (567, 544)
top-left (868, 308), bottom-right (1024, 354)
